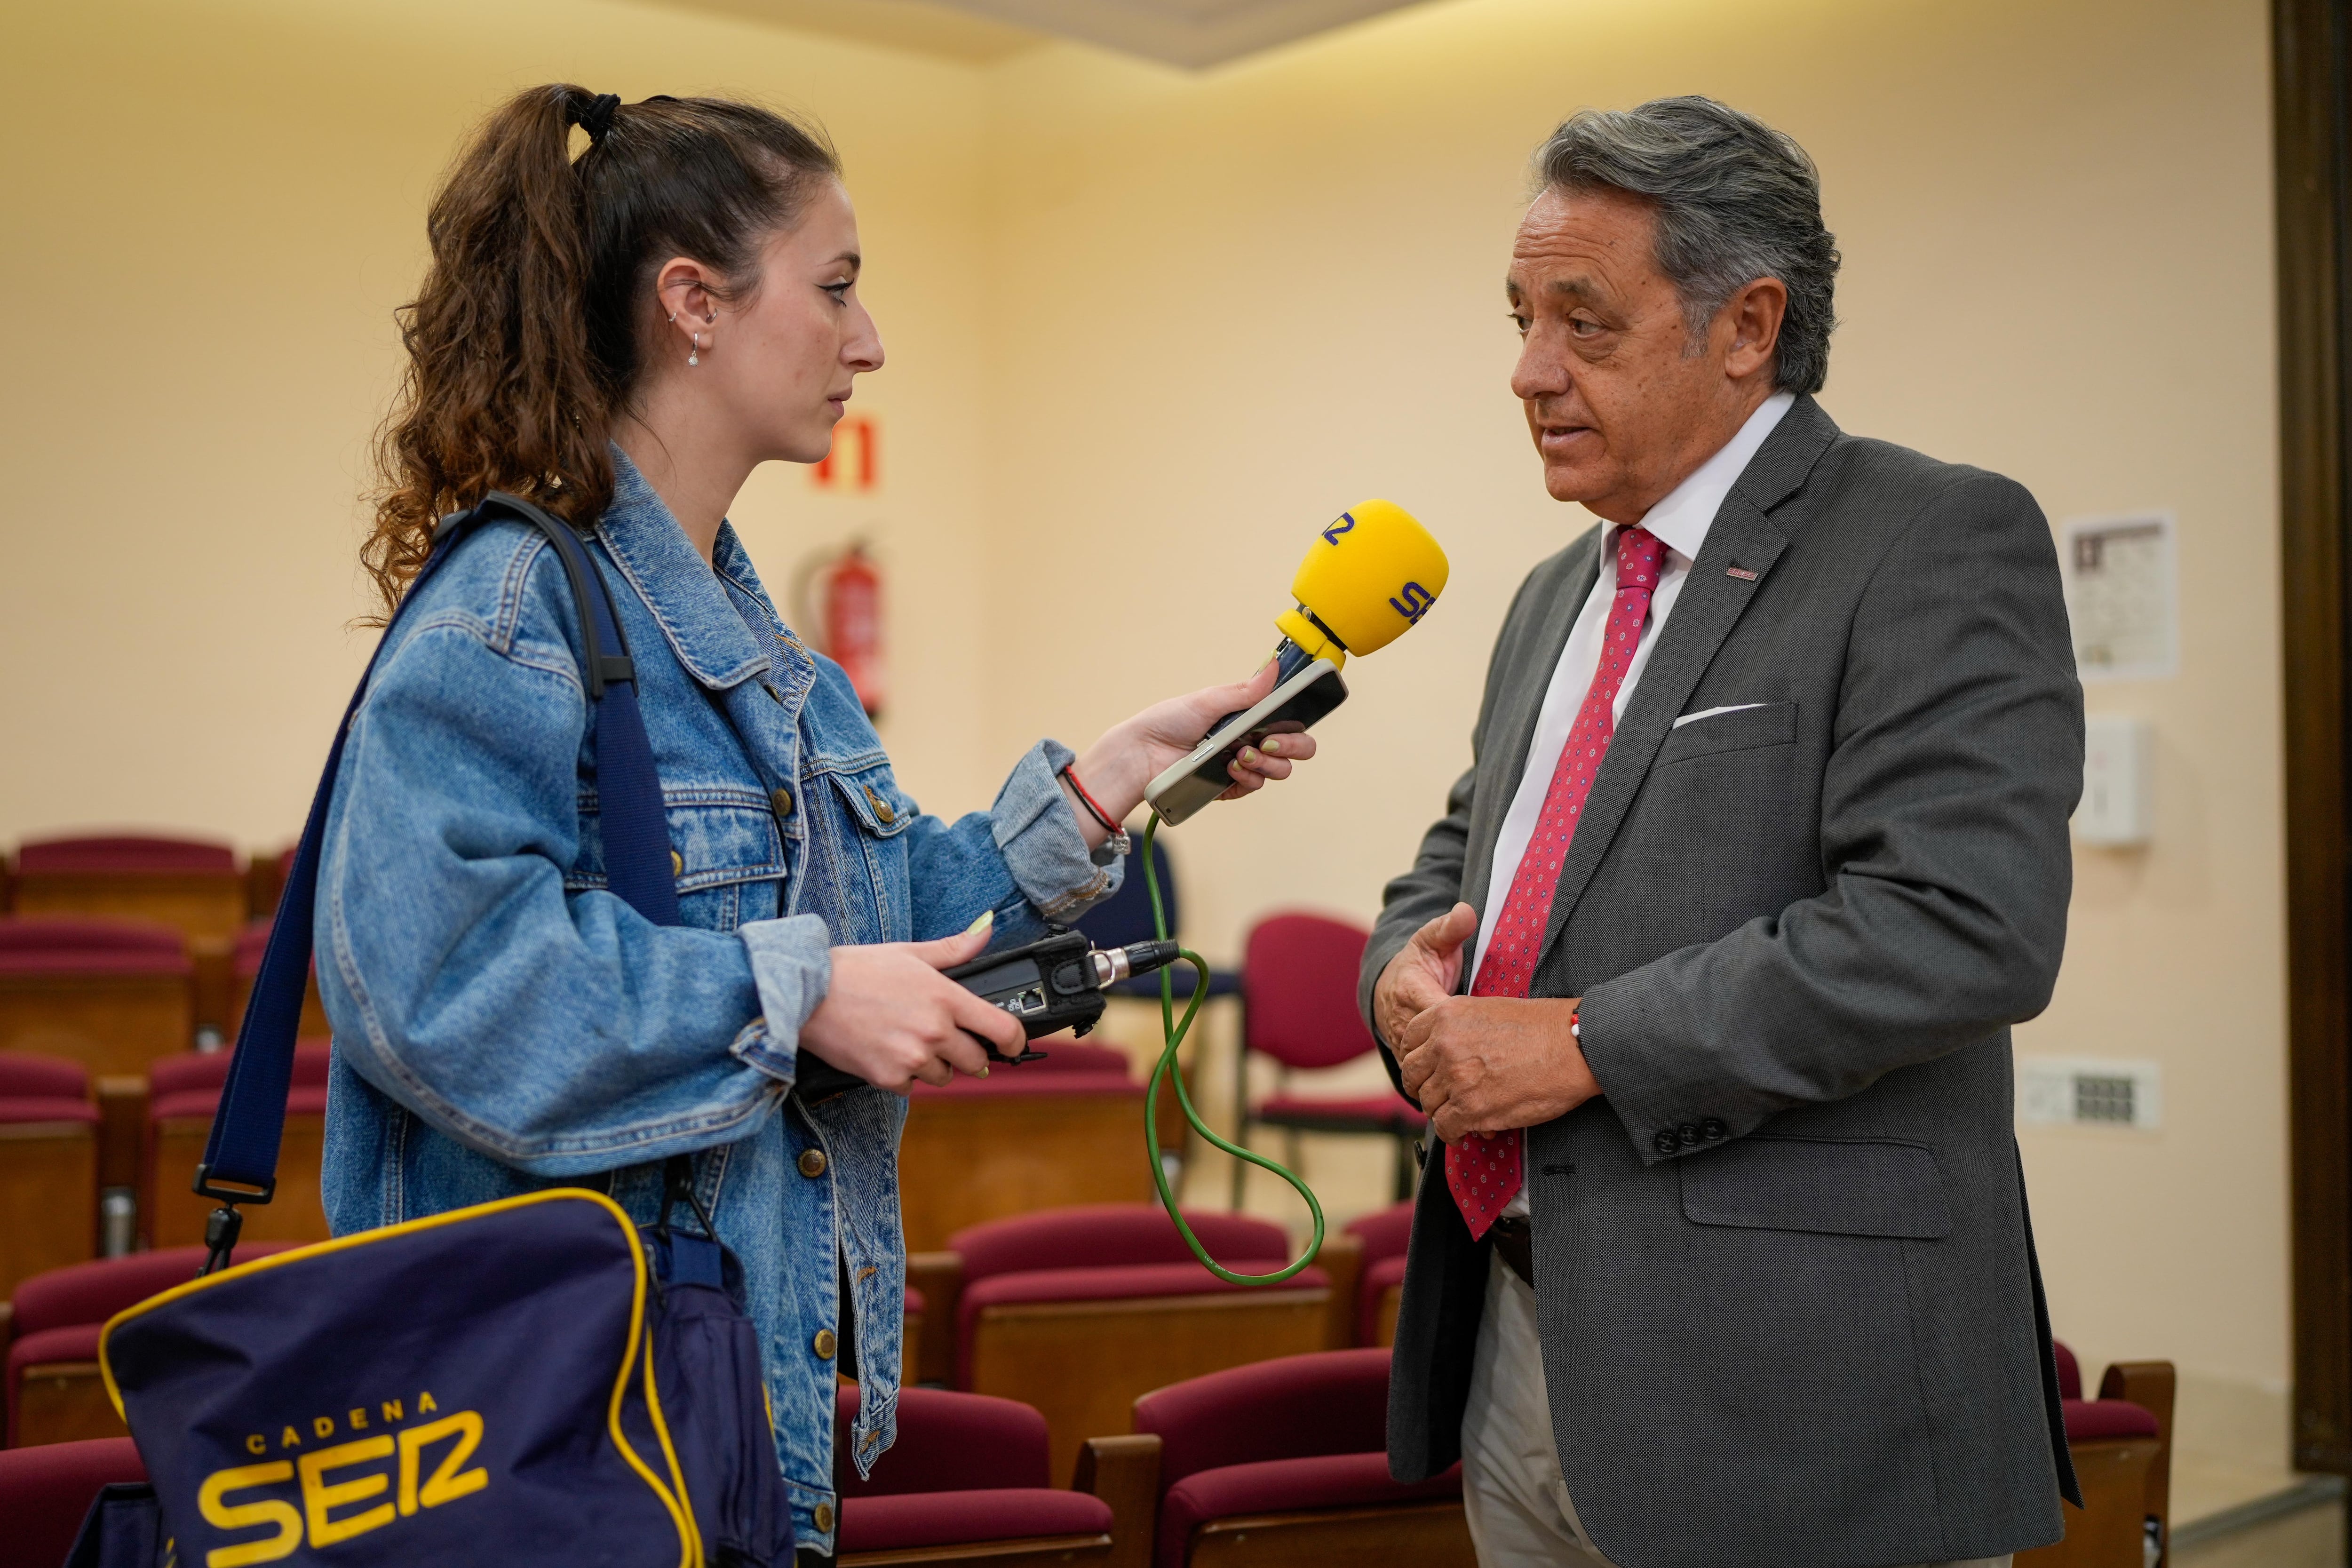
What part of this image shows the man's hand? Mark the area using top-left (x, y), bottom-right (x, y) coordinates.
top-left (1373, 902), bottom-right (1479, 1049)
top-left (1398, 995), bottom-right (1597, 1144)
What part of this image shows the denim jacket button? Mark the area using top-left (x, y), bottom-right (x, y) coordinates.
top-left (865, 784), bottom-right (896, 826)
top-left (813, 1502), bottom-right (834, 1534)
top-left (771, 786), bottom-right (795, 820)
top-left (813, 1328), bottom-right (837, 1360)
top-left (796, 1148), bottom-right (827, 1178)
top-left (669, 849), bottom-right (684, 877)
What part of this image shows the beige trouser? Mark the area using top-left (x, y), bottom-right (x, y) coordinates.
top-left (1460, 1252), bottom-right (2013, 1568)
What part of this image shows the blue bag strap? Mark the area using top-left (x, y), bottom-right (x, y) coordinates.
top-left (194, 492), bottom-right (678, 1268)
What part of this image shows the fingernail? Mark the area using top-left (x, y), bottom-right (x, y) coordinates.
top-left (965, 909), bottom-right (994, 935)
top-left (977, 1066), bottom-right (991, 1078)
top-left (1262, 737), bottom-right (1282, 755)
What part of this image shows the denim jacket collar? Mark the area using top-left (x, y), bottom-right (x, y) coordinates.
top-left (597, 447), bottom-right (771, 692)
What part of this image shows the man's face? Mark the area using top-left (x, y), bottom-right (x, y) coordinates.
top-left (1507, 187), bottom-right (1762, 523)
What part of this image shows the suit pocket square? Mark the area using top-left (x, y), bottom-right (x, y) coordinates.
top-left (1679, 1135), bottom-right (1952, 1239)
top-left (1653, 700), bottom-right (1797, 766)
top-left (1673, 703), bottom-right (1767, 728)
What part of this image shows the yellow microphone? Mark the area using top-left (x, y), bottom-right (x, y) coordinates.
top-left (1145, 500), bottom-right (1448, 825)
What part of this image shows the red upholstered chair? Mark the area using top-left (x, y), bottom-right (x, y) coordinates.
top-left (0, 1053), bottom-right (98, 1301)
top-left (1128, 1347), bottom-right (1472, 1568)
top-left (834, 1382), bottom-right (1154, 1566)
top-left (0, 917), bottom-right (193, 1077)
top-left (906, 1204), bottom-right (1338, 1484)
top-left (1233, 913), bottom-right (1424, 1208)
top-left (1342, 1201), bottom-right (1414, 1346)
top-left (2016, 1341), bottom-right (2174, 1568)
top-left (898, 1046), bottom-right (1155, 1253)
top-left (9, 835), bottom-right (246, 946)
top-left (0, 1436), bottom-right (146, 1566)
top-left (7, 1243), bottom-right (297, 1446)
top-left (145, 1043), bottom-right (333, 1249)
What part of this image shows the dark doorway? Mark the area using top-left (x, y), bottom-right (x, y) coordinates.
top-left (2278, 0), bottom-right (2352, 1478)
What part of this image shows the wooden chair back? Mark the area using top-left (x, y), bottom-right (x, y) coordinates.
top-left (0, 1055), bottom-right (97, 1298)
top-left (0, 918), bottom-right (193, 1075)
top-left (898, 1059), bottom-right (1155, 1252)
top-left (10, 837), bottom-right (246, 946)
top-left (143, 1044), bottom-right (333, 1249)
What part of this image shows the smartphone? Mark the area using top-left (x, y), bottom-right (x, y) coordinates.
top-left (1144, 651), bottom-right (1349, 826)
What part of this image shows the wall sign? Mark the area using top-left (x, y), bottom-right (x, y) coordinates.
top-left (2062, 511), bottom-right (2177, 682)
top-left (813, 414), bottom-right (879, 493)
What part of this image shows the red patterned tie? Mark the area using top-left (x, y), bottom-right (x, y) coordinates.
top-left (1448, 525), bottom-right (1665, 1240)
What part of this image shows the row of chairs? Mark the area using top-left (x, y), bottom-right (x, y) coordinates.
top-left (1, 835), bottom-right (288, 942)
top-left (3, 1200), bottom-right (1416, 1457)
top-left (0, 1336), bottom-right (2179, 1568)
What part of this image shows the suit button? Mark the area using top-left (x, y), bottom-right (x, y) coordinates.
top-left (797, 1148), bottom-right (827, 1178)
top-left (771, 786), bottom-right (795, 820)
top-left (1677, 1123), bottom-right (1701, 1148)
top-left (813, 1329), bottom-right (837, 1361)
top-left (1701, 1118), bottom-right (1727, 1141)
top-left (1653, 1131), bottom-right (1679, 1156)
top-left (813, 1502), bottom-right (834, 1533)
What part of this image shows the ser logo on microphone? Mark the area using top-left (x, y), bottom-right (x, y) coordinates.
top-left (1389, 581), bottom-right (1436, 625)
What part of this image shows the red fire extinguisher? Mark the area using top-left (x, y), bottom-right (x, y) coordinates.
top-left (815, 543), bottom-right (886, 718)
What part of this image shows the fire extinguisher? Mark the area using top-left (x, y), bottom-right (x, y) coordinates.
top-left (800, 542), bottom-right (887, 718)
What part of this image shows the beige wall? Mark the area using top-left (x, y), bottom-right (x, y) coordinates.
top-left (0, 0), bottom-right (1002, 838)
top-left (0, 0), bottom-right (2289, 1469)
top-left (977, 0), bottom-right (2288, 1459)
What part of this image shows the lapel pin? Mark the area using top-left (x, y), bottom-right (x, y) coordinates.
top-left (1726, 565), bottom-right (1759, 581)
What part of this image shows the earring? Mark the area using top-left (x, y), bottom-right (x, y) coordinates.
top-left (688, 331), bottom-right (700, 367)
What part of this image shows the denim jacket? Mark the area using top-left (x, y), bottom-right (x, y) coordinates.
top-left (315, 451), bottom-right (1116, 1551)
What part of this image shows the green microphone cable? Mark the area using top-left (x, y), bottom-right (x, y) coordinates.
top-left (1138, 810), bottom-right (1325, 1285)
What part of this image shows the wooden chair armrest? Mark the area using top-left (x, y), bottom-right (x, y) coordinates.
top-left (2098, 1359), bottom-right (2175, 1539)
top-left (1315, 1232), bottom-right (1363, 1349)
top-left (905, 1250), bottom-right (963, 1385)
top-left (1073, 1433), bottom-right (1160, 1568)
top-left (0, 1299), bottom-right (14, 1344)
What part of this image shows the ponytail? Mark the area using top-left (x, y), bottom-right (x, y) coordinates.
top-left (365, 85), bottom-right (839, 616)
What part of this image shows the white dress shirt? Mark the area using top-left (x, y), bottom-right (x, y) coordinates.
top-left (1476, 391), bottom-right (1793, 1218)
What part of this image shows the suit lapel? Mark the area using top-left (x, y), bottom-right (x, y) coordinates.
top-left (1461, 535), bottom-right (1600, 929)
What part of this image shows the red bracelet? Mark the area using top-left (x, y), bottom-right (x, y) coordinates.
top-left (1058, 764), bottom-right (1121, 835)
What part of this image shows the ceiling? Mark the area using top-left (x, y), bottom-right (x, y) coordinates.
top-left (658, 0), bottom-right (1438, 68)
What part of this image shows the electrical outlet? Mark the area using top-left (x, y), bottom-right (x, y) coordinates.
top-left (2018, 1056), bottom-right (2162, 1130)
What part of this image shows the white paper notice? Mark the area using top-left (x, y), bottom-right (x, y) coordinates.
top-left (2062, 512), bottom-right (2177, 682)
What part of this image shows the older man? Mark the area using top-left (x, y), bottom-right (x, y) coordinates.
top-left (1361, 98), bottom-right (2084, 1568)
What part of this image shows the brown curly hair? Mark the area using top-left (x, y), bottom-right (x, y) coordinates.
top-left (364, 85), bottom-right (840, 616)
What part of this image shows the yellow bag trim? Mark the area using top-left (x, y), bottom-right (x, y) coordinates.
top-left (96, 1188), bottom-right (700, 1568)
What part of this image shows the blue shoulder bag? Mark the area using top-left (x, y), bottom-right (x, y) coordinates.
top-left (85, 495), bottom-right (794, 1568)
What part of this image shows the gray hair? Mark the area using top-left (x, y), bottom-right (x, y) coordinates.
top-left (1534, 96), bottom-right (1840, 394)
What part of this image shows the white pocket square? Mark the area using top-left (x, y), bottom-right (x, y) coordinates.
top-left (1673, 703), bottom-right (1767, 729)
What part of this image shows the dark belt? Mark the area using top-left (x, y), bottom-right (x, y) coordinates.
top-left (1490, 1215), bottom-right (1534, 1290)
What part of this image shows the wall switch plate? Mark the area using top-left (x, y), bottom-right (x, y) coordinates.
top-left (2075, 715), bottom-right (2151, 846)
top-left (2018, 1056), bottom-right (2163, 1130)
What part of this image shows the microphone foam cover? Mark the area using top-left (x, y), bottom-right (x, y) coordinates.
top-left (1290, 500), bottom-right (1449, 657)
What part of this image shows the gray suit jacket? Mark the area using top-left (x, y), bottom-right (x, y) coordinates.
top-left (1359, 397), bottom-right (2084, 1568)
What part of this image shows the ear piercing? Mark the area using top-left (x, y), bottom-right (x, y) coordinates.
top-left (668, 310), bottom-right (713, 365)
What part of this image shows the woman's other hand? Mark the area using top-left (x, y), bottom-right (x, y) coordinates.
top-left (1065, 662), bottom-right (1319, 844)
top-left (798, 915), bottom-right (1024, 1091)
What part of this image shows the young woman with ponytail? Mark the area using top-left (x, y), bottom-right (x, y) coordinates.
top-left (318, 85), bottom-right (1309, 1554)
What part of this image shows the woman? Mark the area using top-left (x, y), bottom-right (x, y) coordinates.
top-left (317, 86), bottom-right (1308, 1552)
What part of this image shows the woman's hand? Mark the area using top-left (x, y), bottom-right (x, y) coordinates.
top-left (797, 915), bottom-right (1025, 1092)
top-left (1063, 662), bottom-right (1319, 845)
